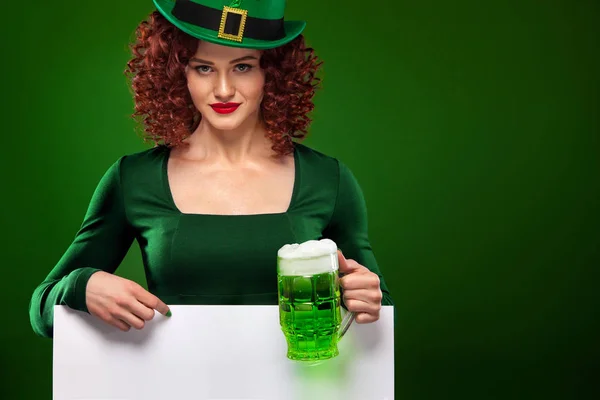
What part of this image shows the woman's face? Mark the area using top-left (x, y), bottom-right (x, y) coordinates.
top-left (185, 40), bottom-right (265, 131)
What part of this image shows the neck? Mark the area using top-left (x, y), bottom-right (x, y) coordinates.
top-left (183, 113), bottom-right (273, 164)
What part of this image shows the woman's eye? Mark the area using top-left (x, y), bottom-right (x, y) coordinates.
top-left (235, 64), bottom-right (253, 72)
top-left (195, 65), bottom-right (212, 73)
top-left (193, 64), bottom-right (253, 73)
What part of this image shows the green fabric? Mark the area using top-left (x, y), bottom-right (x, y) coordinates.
top-left (152, 0), bottom-right (306, 50)
top-left (29, 143), bottom-right (394, 338)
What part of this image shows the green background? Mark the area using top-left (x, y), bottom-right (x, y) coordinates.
top-left (2, 0), bottom-right (598, 398)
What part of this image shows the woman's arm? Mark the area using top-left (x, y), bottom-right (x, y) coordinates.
top-left (322, 159), bottom-right (394, 306)
top-left (28, 157), bottom-right (136, 338)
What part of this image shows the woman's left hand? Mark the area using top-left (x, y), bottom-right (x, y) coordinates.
top-left (337, 250), bottom-right (382, 323)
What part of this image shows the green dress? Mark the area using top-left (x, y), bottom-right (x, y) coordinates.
top-left (29, 143), bottom-right (394, 338)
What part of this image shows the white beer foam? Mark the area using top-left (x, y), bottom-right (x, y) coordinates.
top-left (277, 239), bottom-right (338, 276)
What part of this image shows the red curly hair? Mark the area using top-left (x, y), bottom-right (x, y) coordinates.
top-left (124, 11), bottom-right (322, 156)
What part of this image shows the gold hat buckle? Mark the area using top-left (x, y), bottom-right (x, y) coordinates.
top-left (218, 6), bottom-right (248, 42)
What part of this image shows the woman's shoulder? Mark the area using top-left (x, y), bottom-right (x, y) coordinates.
top-left (294, 142), bottom-right (339, 169)
top-left (121, 144), bottom-right (169, 165)
top-left (112, 144), bottom-right (167, 167)
top-left (294, 142), bottom-right (353, 178)
top-left (102, 145), bottom-right (169, 183)
top-left (294, 142), bottom-right (364, 195)
top-left (292, 141), bottom-right (364, 202)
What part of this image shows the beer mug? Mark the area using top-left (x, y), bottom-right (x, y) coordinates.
top-left (277, 239), bottom-right (355, 361)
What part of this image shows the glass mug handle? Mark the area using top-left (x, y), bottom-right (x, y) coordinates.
top-left (335, 250), bottom-right (355, 340)
top-left (338, 309), bottom-right (355, 340)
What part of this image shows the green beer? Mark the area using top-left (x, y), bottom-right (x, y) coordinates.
top-left (277, 239), bottom-right (354, 361)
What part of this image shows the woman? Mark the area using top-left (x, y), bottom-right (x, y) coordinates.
top-left (29, 0), bottom-right (393, 338)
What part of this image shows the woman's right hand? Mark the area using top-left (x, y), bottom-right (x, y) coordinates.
top-left (85, 271), bottom-right (171, 331)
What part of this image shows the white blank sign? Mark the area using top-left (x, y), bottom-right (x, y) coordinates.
top-left (53, 305), bottom-right (394, 400)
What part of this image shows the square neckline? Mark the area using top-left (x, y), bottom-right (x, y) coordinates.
top-left (160, 144), bottom-right (301, 217)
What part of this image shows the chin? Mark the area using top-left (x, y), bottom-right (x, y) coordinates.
top-left (206, 117), bottom-right (245, 131)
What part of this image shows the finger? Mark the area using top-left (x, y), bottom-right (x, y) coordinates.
top-left (125, 300), bottom-right (156, 321)
top-left (346, 259), bottom-right (367, 273)
top-left (338, 254), bottom-right (367, 275)
top-left (340, 271), bottom-right (380, 291)
top-left (355, 312), bottom-right (380, 324)
top-left (113, 307), bottom-right (146, 330)
top-left (343, 298), bottom-right (381, 315)
top-left (107, 317), bottom-right (131, 332)
top-left (90, 305), bottom-right (135, 332)
top-left (337, 250), bottom-right (350, 274)
top-left (342, 288), bottom-right (383, 304)
top-left (135, 287), bottom-right (171, 316)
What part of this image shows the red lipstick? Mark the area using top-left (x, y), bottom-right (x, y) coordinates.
top-left (210, 102), bottom-right (240, 114)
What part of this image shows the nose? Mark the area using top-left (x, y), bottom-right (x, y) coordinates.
top-left (214, 71), bottom-right (235, 101)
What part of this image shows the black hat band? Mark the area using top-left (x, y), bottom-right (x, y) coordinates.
top-left (172, 0), bottom-right (286, 41)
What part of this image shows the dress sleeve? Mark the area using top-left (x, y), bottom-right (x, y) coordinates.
top-left (323, 160), bottom-right (394, 306)
top-left (29, 157), bottom-right (136, 338)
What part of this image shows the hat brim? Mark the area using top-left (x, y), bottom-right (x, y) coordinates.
top-left (152, 0), bottom-right (306, 50)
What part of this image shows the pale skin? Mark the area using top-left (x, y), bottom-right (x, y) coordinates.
top-left (86, 40), bottom-right (382, 332)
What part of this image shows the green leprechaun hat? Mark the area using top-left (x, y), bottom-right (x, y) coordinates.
top-left (152, 0), bottom-right (306, 49)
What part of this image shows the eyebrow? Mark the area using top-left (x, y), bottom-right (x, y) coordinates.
top-left (189, 55), bottom-right (259, 65)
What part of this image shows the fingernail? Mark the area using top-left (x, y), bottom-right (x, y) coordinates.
top-left (166, 310), bottom-right (172, 317)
